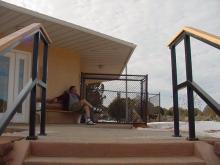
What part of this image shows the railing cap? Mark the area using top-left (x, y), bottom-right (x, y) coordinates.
top-left (36, 23), bottom-right (52, 44)
top-left (167, 26), bottom-right (220, 48)
top-left (0, 23), bottom-right (52, 53)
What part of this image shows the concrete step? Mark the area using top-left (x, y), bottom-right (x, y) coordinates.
top-left (23, 156), bottom-right (206, 165)
top-left (0, 141), bottom-right (13, 164)
top-left (0, 141), bottom-right (13, 157)
top-left (0, 136), bottom-right (23, 164)
top-left (214, 142), bottom-right (220, 156)
top-left (30, 141), bottom-right (195, 157)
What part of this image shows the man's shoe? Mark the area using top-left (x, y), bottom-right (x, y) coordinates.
top-left (87, 120), bottom-right (96, 125)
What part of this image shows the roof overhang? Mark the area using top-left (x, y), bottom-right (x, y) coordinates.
top-left (0, 1), bottom-right (136, 74)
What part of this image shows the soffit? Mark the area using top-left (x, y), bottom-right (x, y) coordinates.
top-left (0, 2), bottom-right (136, 74)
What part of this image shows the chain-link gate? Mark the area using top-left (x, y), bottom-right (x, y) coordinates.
top-left (81, 73), bottom-right (148, 123)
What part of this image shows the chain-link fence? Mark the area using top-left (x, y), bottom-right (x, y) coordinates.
top-left (148, 93), bottom-right (161, 122)
top-left (81, 73), bottom-right (148, 123)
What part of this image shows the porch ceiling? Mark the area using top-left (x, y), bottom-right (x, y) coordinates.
top-left (0, 1), bottom-right (136, 74)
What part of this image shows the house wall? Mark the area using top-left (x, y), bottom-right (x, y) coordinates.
top-left (46, 46), bottom-right (81, 98)
top-left (13, 42), bottom-right (81, 99)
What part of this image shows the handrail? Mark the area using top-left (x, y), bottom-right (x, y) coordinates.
top-left (169, 26), bottom-right (220, 140)
top-left (38, 80), bottom-right (47, 89)
top-left (189, 81), bottom-right (220, 116)
top-left (0, 23), bottom-right (52, 53)
top-left (177, 81), bottom-right (220, 116)
top-left (0, 23), bottom-right (50, 139)
top-left (168, 27), bottom-right (220, 49)
top-left (0, 79), bottom-right (47, 135)
top-left (0, 79), bottom-right (36, 135)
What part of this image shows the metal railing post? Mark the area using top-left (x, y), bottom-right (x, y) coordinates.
top-left (80, 72), bottom-right (85, 99)
top-left (140, 80), bottom-right (144, 121)
top-left (27, 32), bottom-right (40, 140)
top-left (145, 75), bottom-right (148, 123)
top-left (184, 35), bottom-right (197, 140)
top-left (39, 41), bottom-right (48, 136)
top-left (158, 92), bottom-right (161, 122)
top-left (125, 66), bottom-right (129, 123)
top-left (170, 46), bottom-right (181, 137)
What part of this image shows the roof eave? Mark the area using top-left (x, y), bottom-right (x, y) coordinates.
top-left (0, 0), bottom-right (136, 49)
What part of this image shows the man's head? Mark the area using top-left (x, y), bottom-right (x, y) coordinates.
top-left (69, 86), bottom-right (77, 93)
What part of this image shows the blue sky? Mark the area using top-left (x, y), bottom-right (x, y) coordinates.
top-left (2, 0), bottom-right (220, 108)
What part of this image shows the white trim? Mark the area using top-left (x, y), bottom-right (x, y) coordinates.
top-left (4, 52), bottom-right (15, 112)
top-left (0, 0), bottom-right (136, 49)
top-left (2, 49), bottom-right (31, 123)
top-left (13, 50), bottom-right (31, 123)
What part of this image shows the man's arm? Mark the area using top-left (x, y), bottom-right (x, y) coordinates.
top-left (48, 93), bottom-right (65, 103)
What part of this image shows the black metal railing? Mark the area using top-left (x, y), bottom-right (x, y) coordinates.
top-left (168, 27), bottom-right (220, 140)
top-left (0, 23), bottom-right (51, 140)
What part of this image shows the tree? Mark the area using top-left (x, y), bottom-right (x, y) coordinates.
top-left (165, 107), bottom-right (174, 116)
top-left (165, 107), bottom-right (202, 121)
top-left (201, 105), bottom-right (220, 121)
top-left (166, 107), bottom-right (188, 121)
top-left (108, 97), bottom-right (141, 122)
top-left (194, 108), bottom-right (202, 116)
top-left (108, 97), bottom-right (126, 122)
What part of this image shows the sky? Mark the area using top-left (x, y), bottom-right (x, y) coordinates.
top-left (2, 0), bottom-right (220, 109)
